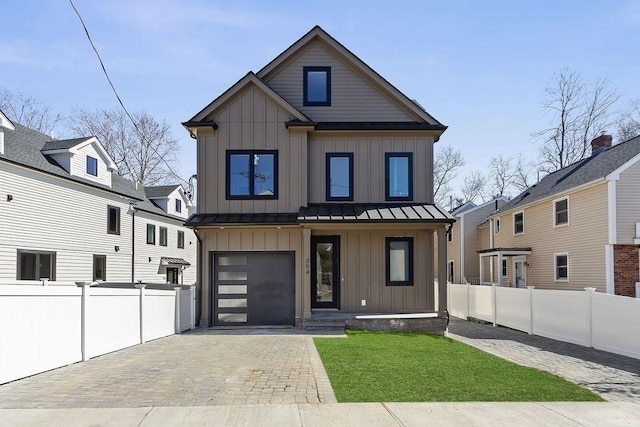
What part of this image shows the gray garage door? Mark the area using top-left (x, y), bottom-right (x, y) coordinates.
top-left (213, 252), bottom-right (295, 326)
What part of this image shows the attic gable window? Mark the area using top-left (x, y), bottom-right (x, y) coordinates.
top-left (87, 155), bottom-right (98, 176)
top-left (303, 66), bottom-right (331, 106)
top-left (175, 199), bottom-right (182, 213)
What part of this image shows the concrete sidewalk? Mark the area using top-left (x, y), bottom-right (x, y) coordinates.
top-left (1, 402), bottom-right (639, 426)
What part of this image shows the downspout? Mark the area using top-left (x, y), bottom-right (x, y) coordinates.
top-left (193, 228), bottom-right (203, 326)
top-left (130, 203), bottom-right (137, 285)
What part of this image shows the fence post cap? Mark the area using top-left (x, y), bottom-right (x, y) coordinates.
top-left (584, 287), bottom-right (597, 292)
top-left (526, 286), bottom-right (536, 290)
top-left (134, 284), bottom-right (147, 289)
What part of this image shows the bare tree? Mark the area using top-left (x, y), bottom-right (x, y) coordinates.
top-left (0, 88), bottom-right (64, 135)
top-left (616, 99), bottom-right (640, 141)
top-left (534, 69), bottom-right (619, 173)
top-left (513, 153), bottom-right (536, 193)
top-left (488, 155), bottom-right (516, 197)
top-left (433, 144), bottom-right (465, 206)
top-left (459, 170), bottom-right (488, 203)
top-left (69, 108), bottom-right (181, 186)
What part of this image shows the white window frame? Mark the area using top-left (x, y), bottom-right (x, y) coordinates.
top-left (494, 218), bottom-right (501, 235)
top-left (554, 252), bottom-right (569, 282)
top-left (513, 211), bottom-right (524, 235)
top-left (553, 197), bottom-right (569, 227)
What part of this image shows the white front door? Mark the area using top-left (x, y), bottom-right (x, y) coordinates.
top-left (514, 258), bottom-right (526, 288)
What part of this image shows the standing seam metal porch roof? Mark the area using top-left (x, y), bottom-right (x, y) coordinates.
top-left (299, 203), bottom-right (453, 223)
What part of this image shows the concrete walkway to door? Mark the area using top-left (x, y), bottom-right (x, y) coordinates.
top-left (0, 329), bottom-right (339, 409)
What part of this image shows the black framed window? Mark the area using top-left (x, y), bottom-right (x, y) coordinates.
top-left (17, 250), bottom-right (56, 280)
top-left (175, 199), bottom-right (182, 213)
top-left (555, 254), bottom-right (569, 281)
top-left (385, 153), bottom-right (413, 201)
top-left (177, 230), bottom-right (185, 249)
top-left (514, 212), bottom-right (524, 234)
top-left (107, 205), bottom-right (120, 235)
top-left (226, 150), bottom-right (278, 199)
top-left (147, 224), bottom-right (156, 245)
top-left (159, 227), bottom-right (167, 246)
top-left (86, 155), bottom-right (98, 176)
top-left (554, 198), bottom-right (568, 226)
top-left (447, 227), bottom-right (453, 242)
top-left (385, 237), bottom-right (413, 286)
top-left (326, 153), bottom-right (353, 201)
top-left (93, 255), bottom-right (106, 281)
top-left (303, 66), bottom-right (331, 106)
top-left (501, 259), bottom-right (507, 278)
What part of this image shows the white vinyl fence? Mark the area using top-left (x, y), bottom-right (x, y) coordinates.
top-left (0, 283), bottom-right (196, 384)
top-left (448, 284), bottom-right (640, 360)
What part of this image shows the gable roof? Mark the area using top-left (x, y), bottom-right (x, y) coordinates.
top-left (187, 72), bottom-right (309, 123)
top-left (0, 123), bottom-right (190, 223)
top-left (497, 135), bottom-right (640, 214)
top-left (41, 137), bottom-right (91, 151)
top-left (0, 109), bottom-right (15, 130)
top-left (256, 26), bottom-right (445, 127)
top-left (145, 184), bottom-right (182, 199)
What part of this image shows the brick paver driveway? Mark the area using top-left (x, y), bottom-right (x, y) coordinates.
top-left (447, 318), bottom-right (640, 403)
top-left (0, 330), bottom-right (337, 408)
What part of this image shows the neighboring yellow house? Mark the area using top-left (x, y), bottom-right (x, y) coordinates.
top-left (442, 197), bottom-right (507, 285)
top-left (183, 26), bottom-right (453, 327)
top-left (479, 135), bottom-right (640, 298)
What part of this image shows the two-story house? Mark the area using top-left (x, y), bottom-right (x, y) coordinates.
top-left (184, 26), bottom-right (453, 327)
top-left (440, 197), bottom-right (507, 285)
top-left (478, 134), bottom-right (640, 298)
top-left (0, 110), bottom-right (196, 286)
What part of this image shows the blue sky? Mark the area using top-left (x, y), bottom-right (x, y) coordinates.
top-left (1, 0), bottom-right (639, 193)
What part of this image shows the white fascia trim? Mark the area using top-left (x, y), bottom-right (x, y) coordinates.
top-left (0, 110), bottom-right (15, 130)
top-left (607, 179), bottom-right (617, 244)
top-left (605, 244), bottom-right (615, 294)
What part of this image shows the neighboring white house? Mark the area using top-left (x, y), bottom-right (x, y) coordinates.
top-left (0, 110), bottom-right (196, 285)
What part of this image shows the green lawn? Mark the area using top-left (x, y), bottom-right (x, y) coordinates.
top-left (313, 331), bottom-right (602, 402)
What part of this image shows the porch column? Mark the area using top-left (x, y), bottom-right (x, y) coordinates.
top-left (479, 254), bottom-right (484, 285)
top-left (497, 253), bottom-right (503, 286)
top-left (437, 227), bottom-right (447, 316)
top-left (302, 227), bottom-right (312, 320)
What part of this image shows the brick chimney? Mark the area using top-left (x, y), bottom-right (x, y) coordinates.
top-left (591, 134), bottom-right (612, 155)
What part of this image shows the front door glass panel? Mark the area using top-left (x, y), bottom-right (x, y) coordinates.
top-left (311, 236), bottom-right (339, 309)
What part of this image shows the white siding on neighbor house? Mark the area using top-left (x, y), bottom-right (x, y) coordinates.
top-left (309, 133), bottom-right (434, 203)
top-left (0, 162), bottom-right (133, 282)
top-left (264, 40), bottom-right (418, 122)
top-left (70, 143), bottom-right (112, 188)
top-left (134, 211), bottom-right (197, 284)
top-left (198, 83), bottom-right (307, 214)
top-left (616, 160), bottom-right (640, 244)
top-left (165, 188), bottom-right (191, 219)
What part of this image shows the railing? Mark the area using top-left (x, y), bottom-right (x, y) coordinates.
top-left (448, 283), bottom-right (640, 360)
top-left (0, 282), bottom-right (196, 384)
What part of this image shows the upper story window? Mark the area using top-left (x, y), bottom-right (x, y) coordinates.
top-left (385, 153), bottom-right (413, 201)
top-left (86, 155), bottom-right (98, 176)
top-left (303, 66), bottom-right (331, 106)
top-left (18, 250), bottom-right (56, 280)
top-left (226, 150), bottom-right (278, 200)
top-left (147, 224), bottom-right (156, 245)
top-left (386, 237), bottom-right (413, 286)
top-left (177, 230), bottom-right (185, 249)
top-left (326, 153), bottom-right (353, 201)
top-left (159, 227), bottom-right (168, 246)
top-left (494, 218), bottom-right (501, 234)
top-left (554, 198), bottom-right (568, 226)
top-left (175, 199), bottom-right (182, 213)
top-left (107, 205), bottom-right (120, 235)
top-left (514, 211), bottom-right (524, 235)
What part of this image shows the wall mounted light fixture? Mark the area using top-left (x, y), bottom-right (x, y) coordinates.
top-left (7, 194), bottom-right (13, 202)
top-left (114, 246), bottom-right (119, 252)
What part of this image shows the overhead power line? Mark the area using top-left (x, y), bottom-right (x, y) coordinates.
top-left (68, 0), bottom-right (189, 187)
